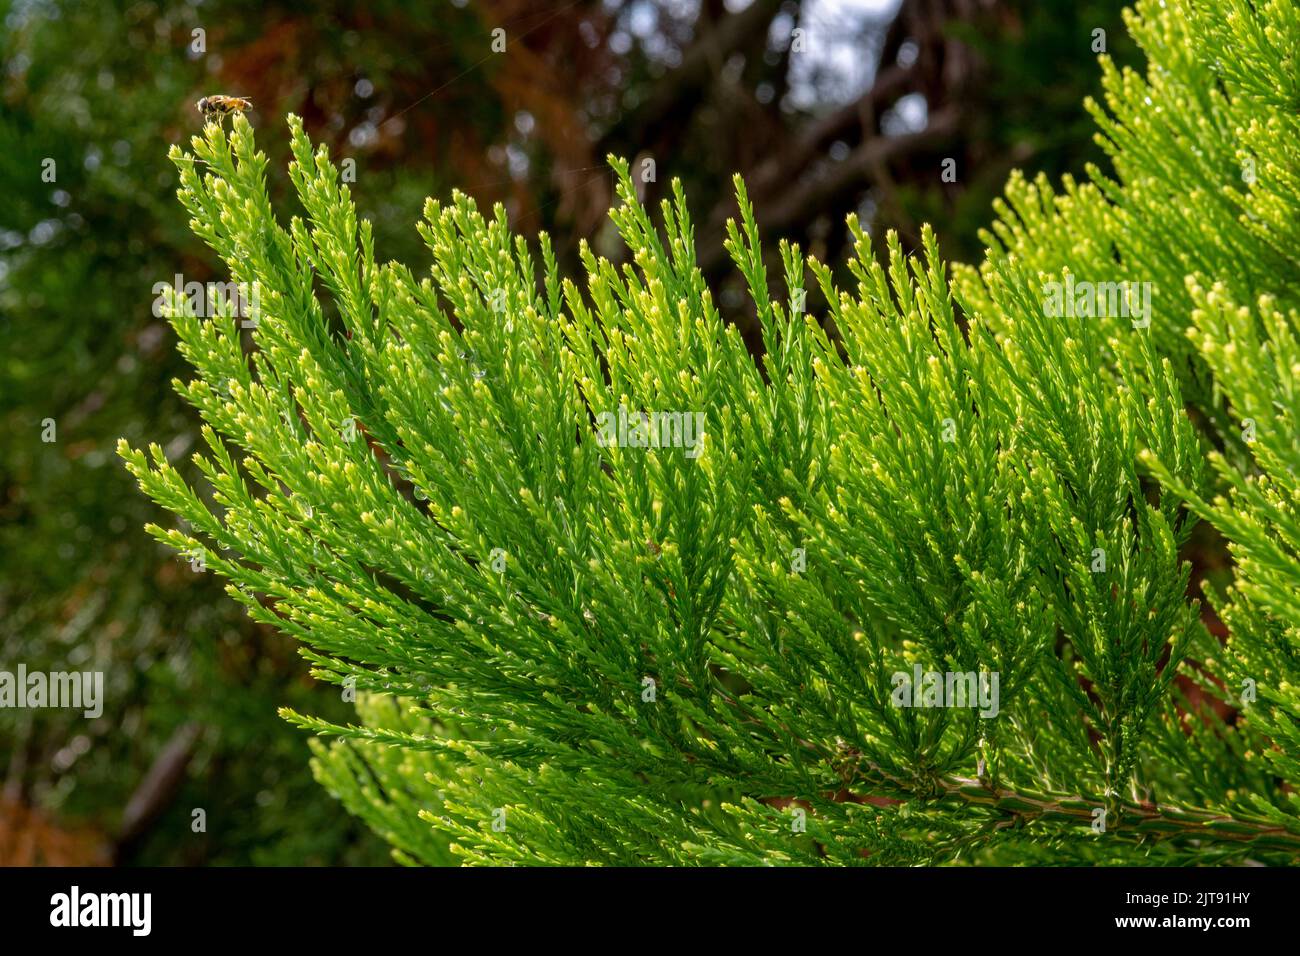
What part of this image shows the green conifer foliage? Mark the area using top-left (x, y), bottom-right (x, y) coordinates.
top-left (123, 0), bottom-right (1300, 864)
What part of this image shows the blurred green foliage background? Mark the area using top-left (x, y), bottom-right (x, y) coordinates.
top-left (0, 0), bottom-right (1132, 865)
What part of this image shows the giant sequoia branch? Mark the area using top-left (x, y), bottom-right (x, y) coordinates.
top-left (849, 762), bottom-right (1300, 853)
